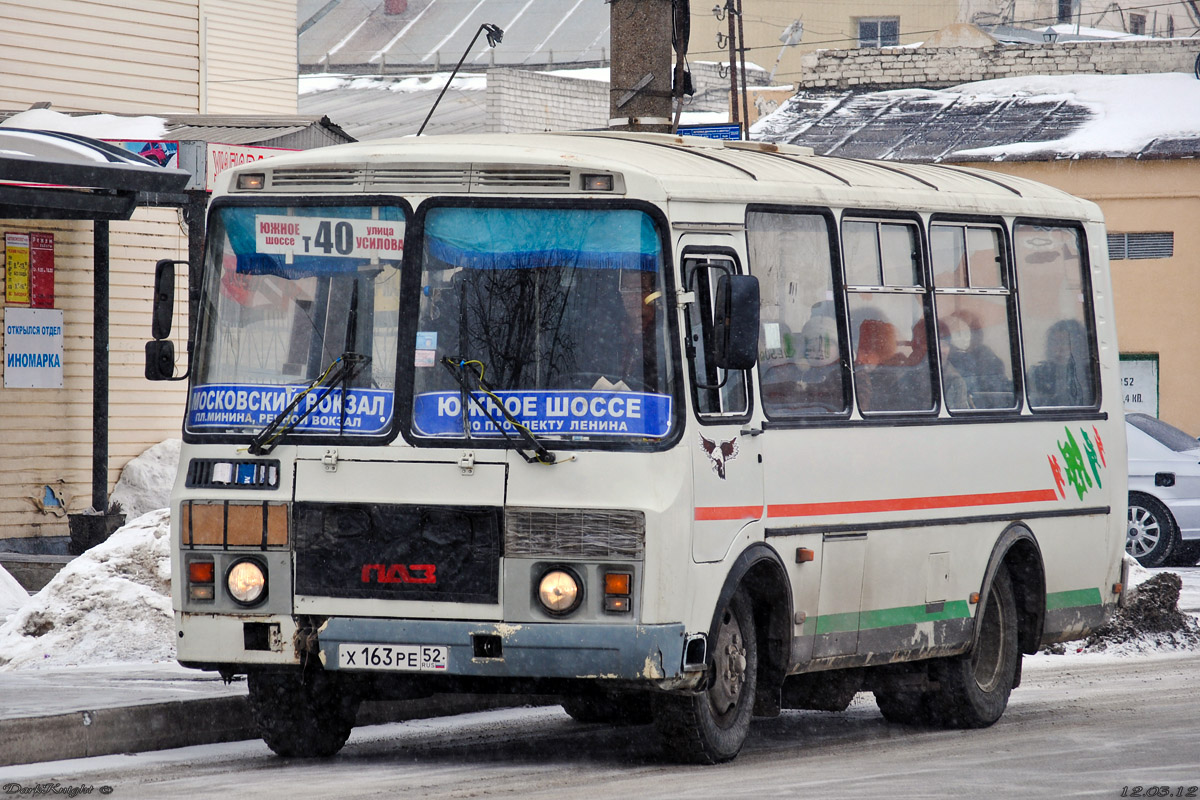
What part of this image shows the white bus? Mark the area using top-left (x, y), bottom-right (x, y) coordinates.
top-left (148, 132), bottom-right (1127, 763)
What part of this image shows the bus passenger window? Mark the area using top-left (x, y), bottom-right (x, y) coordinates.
top-left (1013, 224), bottom-right (1098, 409)
top-left (931, 223), bottom-right (1017, 412)
top-left (747, 211), bottom-right (848, 417)
top-left (844, 218), bottom-right (934, 415)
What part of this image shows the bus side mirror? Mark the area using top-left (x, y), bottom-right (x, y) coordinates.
top-left (146, 258), bottom-right (188, 381)
top-left (713, 273), bottom-right (760, 371)
top-left (145, 339), bottom-right (176, 381)
top-left (151, 259), bottom-right (176, 340)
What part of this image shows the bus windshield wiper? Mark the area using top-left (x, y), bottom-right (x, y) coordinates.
top-left (440, 356), bottom-right (556, 465)
top-left (247, 352), bottom-right (371, 456)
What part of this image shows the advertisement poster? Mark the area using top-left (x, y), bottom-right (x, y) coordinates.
top-left (4, 232), bottom-right (30, 305)
top-left (29, 232), bottom-right (54, 308)
top-left (4, 308), bottom-right (64, 389)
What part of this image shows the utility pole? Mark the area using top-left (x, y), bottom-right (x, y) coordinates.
top-left (609, 0), bottom-right (674, 132)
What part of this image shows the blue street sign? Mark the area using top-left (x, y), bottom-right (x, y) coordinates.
top-left (677, 123), bottom-right (743, 140)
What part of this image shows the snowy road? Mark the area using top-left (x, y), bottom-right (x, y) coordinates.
top-left (2, 650), bottom-right (1197, 798)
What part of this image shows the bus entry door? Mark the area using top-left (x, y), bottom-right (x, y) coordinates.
top-left (682, 247), bottom-right (764, 562)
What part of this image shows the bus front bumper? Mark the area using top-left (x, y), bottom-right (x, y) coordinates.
top-left (318, 617), bottom-right (688, 682)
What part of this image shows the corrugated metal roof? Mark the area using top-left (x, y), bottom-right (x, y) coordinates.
top-left (162, 115), bottom-right (355, 147)
top-left (298, 84), bottom-right (486, 140)
top-left (299, 0), bottom-right (609, 72)
top-left (753, 77), bottom-right (1200, 162)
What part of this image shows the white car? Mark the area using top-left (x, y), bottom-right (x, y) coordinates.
top-left (1126, 412), bottom-right (1200, 567)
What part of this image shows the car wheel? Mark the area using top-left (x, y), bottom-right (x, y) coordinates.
top-left (1127, 492), bottom-right (1179, 568)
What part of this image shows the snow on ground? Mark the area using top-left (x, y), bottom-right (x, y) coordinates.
top-left (0, 509), bottom-right (173, 670)
top-left (0, 562), bottom-right (28, 622)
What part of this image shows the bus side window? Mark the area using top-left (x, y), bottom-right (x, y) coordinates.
top-left (747, 210), bottom-right (849, 417)
top-left (684, 256), bottom-right (749, 417)
top-left (1013, 223), bottom-right (1098, 409)
top-left (930, 223), bottom-right (1018, 412)
top-left (843, 219), bottom-right (935, 414)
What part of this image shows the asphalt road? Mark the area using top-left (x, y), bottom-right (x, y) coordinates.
top-left (3, 651), bottom-right (1197, 799)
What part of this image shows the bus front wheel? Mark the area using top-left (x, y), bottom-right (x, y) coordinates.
top-left (653, 589), bottom-right (758, 764)
top-left (248, 669), bottom-right (361, 758)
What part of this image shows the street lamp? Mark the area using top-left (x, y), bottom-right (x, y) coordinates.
top-left (1043, 26), bottom-right (1059, 43)
top-left (417, 23), bottom-right (504, 136)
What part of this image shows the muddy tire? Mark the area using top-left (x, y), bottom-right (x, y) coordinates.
top-left (654, 589), bottom-right (757, 764)
top-left (248, 669), bottom-right (360, 758)
top-left (925, 566), bottom-right (1019, 728)
top-left (561, 691), bottom-right (653, 725)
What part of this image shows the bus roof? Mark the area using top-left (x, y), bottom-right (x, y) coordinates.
top-left (223, 131), bottom-right (1102, 222)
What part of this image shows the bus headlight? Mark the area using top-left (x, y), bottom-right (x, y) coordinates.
top-left (226, 558), bottom-right (268, 606)
top-left (537, 568), bottom-right (582, 615)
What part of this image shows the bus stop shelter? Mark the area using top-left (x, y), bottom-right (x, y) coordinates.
top-left (0, 128), bottom-right (190, 518)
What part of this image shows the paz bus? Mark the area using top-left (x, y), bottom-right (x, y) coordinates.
top-left (147, 132), bottom-right (1126, 763)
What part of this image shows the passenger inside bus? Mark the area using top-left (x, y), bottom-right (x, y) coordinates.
top-left (942, 310), bottom-right (1012, 409)
top-left (1029, 319), bottom-right (1091, 407)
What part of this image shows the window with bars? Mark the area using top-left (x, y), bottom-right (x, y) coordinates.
top-left (857, 17), bottom-right (899, 47)
top-left (1107, 232), bottom-right (1174, 260)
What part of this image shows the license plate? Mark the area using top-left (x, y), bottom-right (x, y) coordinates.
top-left (337, 643), bottom-right (448, 671)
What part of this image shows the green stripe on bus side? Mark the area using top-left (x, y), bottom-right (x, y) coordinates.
top-left (813, 600), bottom-right (972, 635)
top-left (1045, 587), bottom-right (1103, 611)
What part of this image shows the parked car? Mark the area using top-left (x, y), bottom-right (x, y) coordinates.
top-left (1126, 412), bottom-right (1200, 567)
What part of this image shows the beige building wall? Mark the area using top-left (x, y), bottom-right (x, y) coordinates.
top-left (0, 211), bottom-right (190, 541)
top-left (968, 159), bottom-right (1200, 433)
top-left (202, 0), bottom-right (298, 114)
top-left (689, 0), bottom-right (963, 87)
top-left (0, 0), bottom-right (296, 115)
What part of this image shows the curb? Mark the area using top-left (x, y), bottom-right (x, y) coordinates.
top-left (0, 694), bottom-right (554, 767)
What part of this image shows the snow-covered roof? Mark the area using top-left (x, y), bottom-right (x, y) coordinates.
top-left (752, 72), bottom-right (1200, 162)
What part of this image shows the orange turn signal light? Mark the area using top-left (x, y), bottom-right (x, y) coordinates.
top-left (604, 572), bottom-right (631, 595)
top-left (189, 561), bottom-right (215, 583)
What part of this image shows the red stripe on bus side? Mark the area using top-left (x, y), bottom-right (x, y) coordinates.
top-left (767, 489), bottom-right (1060, 519)
top-left (694, 505), bottom-right (764, 521)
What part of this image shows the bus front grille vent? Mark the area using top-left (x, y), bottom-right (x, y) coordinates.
top-left (268, 168), bottom-right (362, 189)
top-left (368, 168), bottom-right (471, 191)
top-left (474, 169), bottom-right (572, 190)
top-left (504, 508), bottom-right (645, 559)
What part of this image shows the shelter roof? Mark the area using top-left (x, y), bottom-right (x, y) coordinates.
top-left (0, 128), bottom-right (189, 219)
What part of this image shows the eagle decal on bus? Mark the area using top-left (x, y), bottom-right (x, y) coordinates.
top-left (700, 433), bottom-right (739, 479)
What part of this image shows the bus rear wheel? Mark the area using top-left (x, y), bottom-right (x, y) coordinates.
top-left (248, 669), bottom-right (361, 758)
top-left (654, 589), bottom-right (758, 764)
top-left (927, 566), bottom-right (1019, 728)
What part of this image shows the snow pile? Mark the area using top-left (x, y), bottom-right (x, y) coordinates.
top-left (1079, 571), bottom-right (1200, 654)
top-left (0, 562), bottom-right (29, 623)
top-left (0, 510), bottom-right (174, 670)
top-left (110, 438), bottom-right (180, 521)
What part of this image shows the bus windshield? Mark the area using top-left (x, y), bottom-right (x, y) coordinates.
top-left (187, 202), bottom-right (405, 439)
top-left (410, 205), bottom-right (677, 444)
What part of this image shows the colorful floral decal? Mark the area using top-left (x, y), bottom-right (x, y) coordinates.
top-left (1049, 425), bottom-right (1106, 501)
